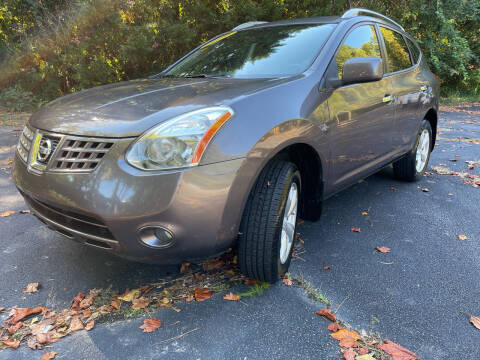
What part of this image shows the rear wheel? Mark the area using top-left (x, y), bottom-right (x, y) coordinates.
top-left (238, 161), bottom-right (301, 283)
top-left (393, 120), bottom-right (432, 181)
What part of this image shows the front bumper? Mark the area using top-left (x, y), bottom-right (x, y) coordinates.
top-left (13, 138), bottom-right (245, 263)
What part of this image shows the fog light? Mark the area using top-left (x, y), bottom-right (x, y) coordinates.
top-left (138, 226), bottom-right (174, 249)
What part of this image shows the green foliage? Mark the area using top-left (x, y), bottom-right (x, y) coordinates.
top-left (0, 0), bottom-right (479, 110)
top-left (0, 85), bottom-right (40, 111)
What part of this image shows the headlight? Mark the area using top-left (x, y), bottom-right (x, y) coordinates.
top-left (126, 106), bottom-right (234, 170)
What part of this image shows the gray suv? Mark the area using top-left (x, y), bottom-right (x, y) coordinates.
top-left (13, 9), bottom-right (439, 282)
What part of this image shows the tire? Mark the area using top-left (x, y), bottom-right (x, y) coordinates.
top-left (238, 161), bottom-right (301, 283)
top-left (393, 120), bottom-right (432, 182)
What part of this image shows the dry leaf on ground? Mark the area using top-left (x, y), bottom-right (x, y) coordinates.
top-left (140, 318), bottom-right (162, 333)
top-left (22, 282), bottom-right (40, 293)
top-left (377, 339), bottom-right (418, 360)
top-left (0, 306), bottom-right (4, 312)
top-left (118, 288), bottom-right (141, 302)
top-left (351, 227), bottom-right (361, 232)
top-left (71, 292), bottom-right (85, 311)
top-left (343, 348), bottom-right (356, 360)
top-left (2, 339), bottom-right (20, 349)
top-left (328, 322), bottom-right (340, 332)
top-left (110, 300), bottom-right (120, 310)
top-left (323, 266), bottom-right (331, 270)
top-left (223, 292), bottom-right (241, 301)
top-left (421, 188), bottom-right (430, 192)
top-left (356, 355), bottom-right (375, 360)
top-left (132, 296), bottom-right (151, 310)
top-left (19, 209), bottom-right (30, 214)
top-left (376, 246), bottom-right (391, 253)
top-left (194, 288), bottom-right (213, 302)
top-left (470, 315), bottom-right (480, 330)
top-left (7, 321), bottom-right (23, 335)
top-left (315, 308), bottom-right (336, 322)
top-left (1, 210), bottom-right (15, 217)
top-left (202, 258), bottom-right (224, 271)
top-left (331, 329), bottom-right (360, 343)
top-left (458, 235), bottom-right (468, 240)
top-left (7, 306), bottom-right (47, 325)
top-left (282, 278), bottom-right (292, 286)
top-left (85, 320), bottom-right (95, 331)
top-left (68, 316), bottom-right (84, 333)
top-left (41, 352), bottom-right (57, 360)
top-left (79, 297), bottom-right (93, 309)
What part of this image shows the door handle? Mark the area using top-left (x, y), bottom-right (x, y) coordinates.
top-left (382, 94), bottom-right (393, 103)
top-left (420, 84), bottom-right (427, 91)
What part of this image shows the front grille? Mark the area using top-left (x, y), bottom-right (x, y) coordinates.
top-left (51, 139), bottom-right (114, 171)
top-left (22, 192), bottom-right (116, 242)
top-left (17, 126), bottom-right (34, 163)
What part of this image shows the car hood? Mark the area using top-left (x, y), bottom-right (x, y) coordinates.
top-left (30, 77), bottom-right (292, 138)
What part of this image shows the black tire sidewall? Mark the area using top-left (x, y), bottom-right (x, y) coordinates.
top-left (273, 168), bottom-right (301, 279)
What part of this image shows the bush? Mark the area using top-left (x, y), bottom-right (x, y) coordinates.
top-left (0, 85), bottom-right (41, 111)
top-left (0, 0), bottom-right (478, 110)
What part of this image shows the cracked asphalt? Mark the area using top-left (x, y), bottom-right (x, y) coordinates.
top-left (0, 106), bottom-right (479, 359)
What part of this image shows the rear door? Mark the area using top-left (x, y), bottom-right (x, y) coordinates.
top-left (326, 24), bottom-right (395, 192)
top-left (378, 26), bottom-right (423, 155)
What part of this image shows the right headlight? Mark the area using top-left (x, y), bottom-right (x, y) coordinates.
top-left (126, 106), bottom-right (234, 170)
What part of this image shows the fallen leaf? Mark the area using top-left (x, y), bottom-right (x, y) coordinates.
top-left (339, 337), bottom-right (359, 348)
top-left (356, 355), bottom-right (375, 360)
top-left (361, 212), bottom-right (368, 216)
top-left (7, 306), bottom-right (47, 325)
top-left (85, 320), bottom-right (95, 331)
top-left (223, 292), bottom-right (241, 301)
top-left (110, 300), bottom-right (120, 310)
top-left (0, 210), bottom-right (15, 217)
top-left (357, 348), bottom-right (369, 355)
top-left (343, 348), bottom-right (356, 360)
top-left (180, 263), bottom-right (190, 273)
top-left (0, 306), bottom-right (4, 312)
top-left (82, 309), bottom-right (92, 318)
top-left (118, 288), bottom-right (141, 302)
top-left (79, 297), bottom-right (93, 309)
top-left (351, 227), bottom-right (361, 233)
top-left (140, 318), bottom-right (162, 332)
top-left (2, 339), bottom-right (20, 349)
top-left (323, 266), bottom-right (331, 270)
top-left (41, 352), bottom-right (57, 360)
top-left (185, 294), bottom-right (194, 302)
top-left (68, 316), bottom-right (84, 333)
top-left (391, 186), bottom-right (398, 191)
top-left (376, 246), bottom-right (391, 253)
top-left (458, 235), bottom-right (468, 241)
top-left (194, 288), bottom-right (212, 302)
top-left (7, 321), bottom-right (23, 335)
top-left (282, 278), bottom-right (293, 286)
top-left (71, 292), bottom-right (85, 311)
top-left (36, 332), bottom-right (59, 345)
top-left (421, 188), bottom-right (430, 192)
top-left (132, 296), bottom-right (151, 310)
top-left (315, 308), bottom-right (336, 322)
top-left (470, 315), bottom-right (480, 330)
top-left (20, 296), bottom-right (26, 300)
top-left (331, 329), bottom-right (360, 342)
top-left (328, 322), bottom-right (340, 332)
top-left (244, 279), bottom-right (261, 286)
top-left (377, 339), bottom-right (418, 360)
top-left (19, 209), bottom-right (31, 214)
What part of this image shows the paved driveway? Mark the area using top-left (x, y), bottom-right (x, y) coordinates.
top-left (0, 106), bottom-right (479, 359)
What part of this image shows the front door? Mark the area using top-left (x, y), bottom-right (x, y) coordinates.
top-left (326, 24), bottom-right (395, 192)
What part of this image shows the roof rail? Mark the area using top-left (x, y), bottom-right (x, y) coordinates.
top-left (341, 8), bottom-right (405, 32)
top-left (232, 21), bottom-right (268, 31)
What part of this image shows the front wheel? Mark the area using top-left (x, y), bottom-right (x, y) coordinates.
top-left (238, 161), bottom-right (301, 283)
top-left (393, 120), bottom-right (432, 182)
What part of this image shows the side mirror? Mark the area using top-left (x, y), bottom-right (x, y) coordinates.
top-left (341, 57), bottom-right (383, 85)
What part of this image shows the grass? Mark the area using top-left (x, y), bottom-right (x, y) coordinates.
top-left (440, 90), bottom-right (480, 106)
top-left (237, 283), bottom-right (270, 298)
top-left (290, 275), bottom-right (329, 305)
top-left (0, 108), bottom-right (31, 127)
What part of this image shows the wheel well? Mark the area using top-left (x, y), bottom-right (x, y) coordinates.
top-left (424, 108), bottom-right (438, 150)
top-left (275, 143), bottom-right (323, 221)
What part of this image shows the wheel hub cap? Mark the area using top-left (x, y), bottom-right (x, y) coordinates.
top-left (280, 182), bottom-right (298, 264)
top-left (415, 129), bottom-right (430, 172)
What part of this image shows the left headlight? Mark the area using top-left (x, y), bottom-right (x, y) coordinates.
top-left (126, 106), bottom-right (234, 170)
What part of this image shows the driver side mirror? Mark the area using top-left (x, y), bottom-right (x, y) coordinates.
top-left (341, 57), bottom-right (383, 85)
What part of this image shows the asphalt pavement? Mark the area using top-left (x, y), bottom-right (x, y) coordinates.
top-left (0, 106), bottom-right (479, 359)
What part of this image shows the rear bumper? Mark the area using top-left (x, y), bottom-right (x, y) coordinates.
top-left (12, 139), bottom-right (246, 263)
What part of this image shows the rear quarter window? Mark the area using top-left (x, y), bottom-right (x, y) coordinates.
top-left (405, 37), bottom-right (421, 64)
top-left (380, 27), bottom-right (412, 73)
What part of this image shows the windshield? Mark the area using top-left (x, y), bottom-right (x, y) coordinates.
top-left (163, 24), bottom-right (336, 78)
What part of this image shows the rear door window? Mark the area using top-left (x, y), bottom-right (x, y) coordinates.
top-left (380, 27), bottom-right (412, 73)
top-left (336, 25), bottom-right (381, 79)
